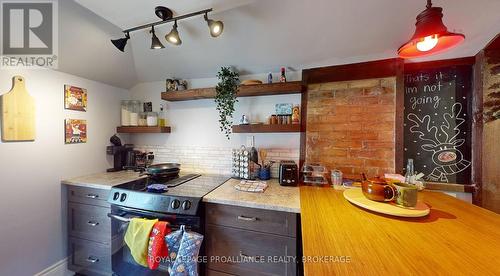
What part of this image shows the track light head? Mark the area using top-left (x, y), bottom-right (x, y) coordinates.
top-left (204, 13), bottom-right (224, 37)
top-left (150, 26), bottom-right (165, 49)
top-left (165, 20), bottom-right (182, 46)
top-left (111, 32), bottom-right (130, 52)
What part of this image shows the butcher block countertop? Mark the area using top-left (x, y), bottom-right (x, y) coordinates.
top-left (61, 171), bottom-right (145, 190)
top-left (203, 178), bottom-right (300, 213)
top-left (300, 186), bottom-right (500, 275)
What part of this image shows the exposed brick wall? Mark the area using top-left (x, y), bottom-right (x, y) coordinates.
top-left (306, 78), bottom-right (396, 179)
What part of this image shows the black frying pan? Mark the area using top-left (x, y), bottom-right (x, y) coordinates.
top-left (141, 163), bottom-right (180, 176)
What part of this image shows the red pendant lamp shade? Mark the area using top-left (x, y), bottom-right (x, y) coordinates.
top-left (398, 0), bottom-right (464, 59)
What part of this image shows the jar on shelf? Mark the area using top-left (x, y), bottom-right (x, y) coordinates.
top-left (138, 112), bottom-right (148, 126)
top-left (121, 100), bottom-right (131, 126)
top-left (147, 112), bottom-right (158, 126)
top-left (129, 100), bottom-right (141, 126)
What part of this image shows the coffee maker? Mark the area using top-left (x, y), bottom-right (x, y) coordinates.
top-left (106, 135), bottom-right (134, 172)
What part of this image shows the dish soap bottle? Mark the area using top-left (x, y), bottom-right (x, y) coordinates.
top-left (158, 104), bottom-right (167, 127)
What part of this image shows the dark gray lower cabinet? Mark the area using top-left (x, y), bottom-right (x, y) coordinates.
top-left (205, 203), bottom-right (300, 276)
top-left (66, 185), bottom-right (112, 276)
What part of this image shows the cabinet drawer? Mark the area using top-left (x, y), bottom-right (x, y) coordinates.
top-left (206, 225), bottom-right (297, 276)
top-left (68, 185), bottom-right (110, 207)
top-left (68, 237), bottom-right (111, 276)
top-left (206, 269), bottom-right (235, 276)
top-left (206, 203), bottom-right (297, 237)
top-left (68, 202), bottom-right (111, 243)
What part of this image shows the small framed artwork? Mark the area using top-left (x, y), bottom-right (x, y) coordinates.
top-left (64, 85), bottom-right (87, 111)
top-left (65, 119), bottom-right (87, 144)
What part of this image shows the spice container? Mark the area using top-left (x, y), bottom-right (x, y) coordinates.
top-left (147, 112), bottom-right (158, 126)
top-left (138, 112), bottom-right (148, 126)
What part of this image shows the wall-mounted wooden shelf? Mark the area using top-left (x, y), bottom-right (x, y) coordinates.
top-left (161, 81), bottom-right (302, 101)
top-left (116, 126), bottom-right (171, 133)
top-left (232, 124), bottom-right (301, 133)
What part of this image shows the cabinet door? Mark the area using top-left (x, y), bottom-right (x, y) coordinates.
top-left (206, 203), bottom-right (297, 237)
top-left (68, 237), bottom-right (112, 276)
top-left (206, 225), bottom-right (297, 276)
top-left (68, 202), bottom-right (111, 243)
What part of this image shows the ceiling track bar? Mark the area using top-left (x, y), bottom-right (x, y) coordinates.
top-left (123, 8), bottom-right (213, 34)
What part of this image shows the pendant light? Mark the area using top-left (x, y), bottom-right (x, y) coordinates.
top-left (165, 20), bottom-right (182, 45)
top-left (111, 32), bottom-right (130, 52)
top-left (204, 12), bottom-right (224, 37)
top-left (398, 0), bottom-right (464, 59)
top-left (150, 26), bottom-right (164, 49)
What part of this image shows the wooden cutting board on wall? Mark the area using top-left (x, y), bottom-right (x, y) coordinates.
top-left (1, 76), bottom-right (35, 141)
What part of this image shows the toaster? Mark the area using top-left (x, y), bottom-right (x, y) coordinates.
top-left (279, 160), bottom-right (298, 186)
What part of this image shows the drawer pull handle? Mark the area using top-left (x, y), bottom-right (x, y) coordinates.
top-left (86, 256), bottom-right (99, 263)
top-left (86, 194), bottom-right (99, 199)
top-left (87, 221), bottom-right (99, 226)
top-left (239, 252), bottom-right (262, 261)
top-left (237, 215), bottom-right (257, 221)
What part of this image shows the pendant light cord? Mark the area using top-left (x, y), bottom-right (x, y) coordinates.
top-left (426, 0), bottom-right (432, 9)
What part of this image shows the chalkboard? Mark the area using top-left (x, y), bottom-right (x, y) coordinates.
top-left (404, 65), bottom-right (472, 184)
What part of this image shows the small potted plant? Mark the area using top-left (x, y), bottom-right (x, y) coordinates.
top-left (215, 67), bottom-right (239, 139)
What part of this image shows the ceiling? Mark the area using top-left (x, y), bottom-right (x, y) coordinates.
top-left (71, 0), bottom-right (500, 87)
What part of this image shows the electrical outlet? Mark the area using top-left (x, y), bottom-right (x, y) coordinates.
top-left (246, 136), bottom-right (255, 147)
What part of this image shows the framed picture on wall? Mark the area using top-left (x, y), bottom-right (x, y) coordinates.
top-left (65, 119), bottom-right (87, 144)
top-left (64, 85), bottom-right (87, 111)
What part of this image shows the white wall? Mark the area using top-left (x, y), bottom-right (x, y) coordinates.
top-left (129, 72), bottom-right (301, 149)
top-left (0, 69), bottom-right (128, 275)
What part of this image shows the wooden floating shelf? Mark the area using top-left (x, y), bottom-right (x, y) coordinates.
top-left (116, 126), bottom-right (171, 133)
top-left (232, 124), bottom-right (301, 133)
top-left (161, 81), bottom-right (302, 101)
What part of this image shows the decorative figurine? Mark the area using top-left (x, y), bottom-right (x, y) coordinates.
top-left (239, 115), bottom-right (249, 125)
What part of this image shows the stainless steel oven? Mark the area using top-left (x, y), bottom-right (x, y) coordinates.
top-left (108, 205), bottom-right (201, 276)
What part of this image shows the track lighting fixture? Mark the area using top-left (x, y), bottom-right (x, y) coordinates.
top-left (398, 0), bottom-right (465, 58)
top-left (150, 26), bottom-right (165, 49)
top-left (111, 32), bottom-right (130, 52)
top-left (204, 13), bottom-right (224, 37)
top-left (165, 20), bottom-right (182, 46)
top-left (110, 7), bottom-right (224, 52)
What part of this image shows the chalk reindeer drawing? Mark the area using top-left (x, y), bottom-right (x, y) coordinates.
top-left (407, 103), bottom-right (471, 182)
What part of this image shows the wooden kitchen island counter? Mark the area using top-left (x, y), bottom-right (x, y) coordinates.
top-left (300, 186), bottom-right (500, 275)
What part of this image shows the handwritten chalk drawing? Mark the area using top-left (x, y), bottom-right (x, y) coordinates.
top-left (407, 103), bottom-right (471, 182)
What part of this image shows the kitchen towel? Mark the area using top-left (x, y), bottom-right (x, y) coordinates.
top-left (124, 218), bottom-right (158, 267)
top-left (165, 225), bottom-right (204, 276)
top-left (147, 221), bottom-right (171, 270)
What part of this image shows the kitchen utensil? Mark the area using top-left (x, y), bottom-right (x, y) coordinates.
top-left (259, 149), bottom-right (267, 166)
top-left (144, 163), bottom-right (180, 175)
top-left (1, 76), bottom-right (35, 141)
top-left (392, 182), bottom-right (418, 207)
top-left (361, 180), bottom-right (397, 202)
top-left (343, 189), bottom-right (430, 217)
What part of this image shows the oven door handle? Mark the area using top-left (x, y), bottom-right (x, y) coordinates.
top-left (107, 213), bottom-right (132, 223)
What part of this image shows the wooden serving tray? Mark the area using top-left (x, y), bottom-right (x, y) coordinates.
top-left (343, 188), bottom-right (430, 217)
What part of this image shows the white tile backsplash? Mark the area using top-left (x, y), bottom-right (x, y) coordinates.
top-left (135, 145), bottom-right (299, 177)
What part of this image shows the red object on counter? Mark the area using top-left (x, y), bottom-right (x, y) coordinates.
top-left (147, 221), bottom-right (171, 270)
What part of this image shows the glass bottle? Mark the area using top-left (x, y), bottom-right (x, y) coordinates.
top-left (158, 104), bottom-right (167, 127)
top-left (405, 159), bottom-right (414, 184)
top-left (147, 112), bottom-right (158, 126)
top-left (279, 67), bottom-right (286, 83)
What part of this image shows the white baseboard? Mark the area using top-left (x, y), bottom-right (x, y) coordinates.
top-left (34, 257), bottom-right (73, 276)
